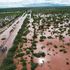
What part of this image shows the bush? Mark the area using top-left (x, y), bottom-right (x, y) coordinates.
top-left (31, 62), bottom-right (38, 70)
top-left (33, 51), bottom-right (46, 58)
top-left (40, 36), bottom-right (46, 42)
top-left (15, 53), bottom-right (25, 58)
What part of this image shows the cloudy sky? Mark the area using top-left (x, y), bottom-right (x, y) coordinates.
top-left (0, 0), bottom-right (70, 8)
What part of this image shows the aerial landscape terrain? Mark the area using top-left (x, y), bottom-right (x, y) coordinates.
top-left (0, 5), bottom-right (70, 70)
top-left (0, 7), bottom-right (70, 70)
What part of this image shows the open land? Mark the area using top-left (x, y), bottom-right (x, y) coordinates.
top-left (0, 7), bottom-right (70, 70)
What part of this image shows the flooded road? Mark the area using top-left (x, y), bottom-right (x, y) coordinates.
top-left (0, 13), bottom-right (27, 65)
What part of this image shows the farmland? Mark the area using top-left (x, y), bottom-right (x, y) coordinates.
top-left (0, 7), bottom-right (70, 70)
